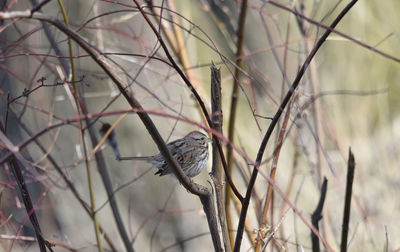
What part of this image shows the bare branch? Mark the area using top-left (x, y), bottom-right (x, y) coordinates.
top-left (233, 1), bottom-right (359, 251)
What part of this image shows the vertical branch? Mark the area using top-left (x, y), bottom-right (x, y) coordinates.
top-left (340, 148), bottom-right (356, 252)
top-left (80, 126), bottom-right (104, 252)
top-left (200, 196), bottom-right (223, 252)
top-left (225, 0), bottom-right (248, 247)
top-left (311, 177), bottom-right (328, 252)
top-left (210, 62), bottom-right (231, 252)
top-left (210, 64), bottom-right (222, 178)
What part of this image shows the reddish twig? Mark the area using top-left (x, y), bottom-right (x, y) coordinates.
top-left (233, 1), bottom-right (359, 251)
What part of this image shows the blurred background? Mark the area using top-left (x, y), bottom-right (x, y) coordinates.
top-left (1, 0), bottom-right (400, 251)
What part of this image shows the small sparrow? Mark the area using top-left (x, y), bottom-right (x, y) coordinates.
top-left (122, 131), bottom-right (210, 177)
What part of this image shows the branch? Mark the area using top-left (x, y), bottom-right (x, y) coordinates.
top-left (78, 97), bottom-right (132, 252)
top-left (0, 126), bottom-right (49, 252)
top-left (233, 1), bottom-right (359, 251)
top-left (311, 177), bottom-right (328, 252)
top-left (340, 148), bottom-right (356, 252)
top-left (0, 7), bottom-right (226, 250)
top-left (23, 11), bottom-right (207, 195)
top-left (210, 62), bottom-right (230, 252)
top-left (268, 0), bottom-right (400, 63)
top-left (6, 110), bottom-right (118, 251)
top-left (131, 0), bottom-right (243, 202)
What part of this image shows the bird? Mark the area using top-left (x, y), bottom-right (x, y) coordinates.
top-left (122, 131), bottom-right (210, 177)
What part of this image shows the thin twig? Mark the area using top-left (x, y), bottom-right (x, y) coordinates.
top-left (268, 0), bottom-right (400, 63)
top-left (233, 1), bottom-right (358, 251)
